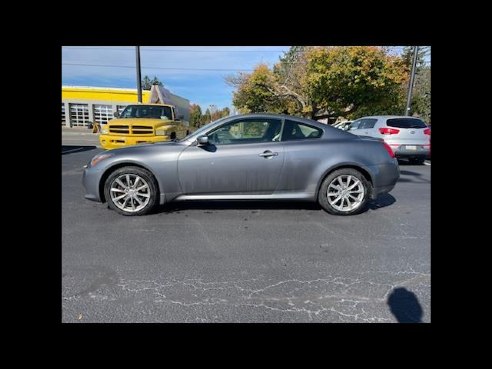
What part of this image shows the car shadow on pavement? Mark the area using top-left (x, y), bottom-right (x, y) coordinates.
top-left (397, 159), bottom-right (429, 166)
top-left (368, 193), bottom-right (396, 210)
top-left (156, 195), bottom-right (397, 215)
top-left (62, 145), bottom-right (97, 155)
top-left (157, 200), bottom-right (322, 214)
top-left (387, 287), bottom-right (424, 323)
top-left (398, 170), bottom-right (431, 184)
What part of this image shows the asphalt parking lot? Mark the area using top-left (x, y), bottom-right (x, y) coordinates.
top-left (62, 133), bottom-right (430, 323)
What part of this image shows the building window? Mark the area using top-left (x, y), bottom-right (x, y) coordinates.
top-left (69, 103), bottom-right (90, 127)
top-left (62, 104), bottom-right (66, 126)
top-left (93, 104), bottom-right (113, 124)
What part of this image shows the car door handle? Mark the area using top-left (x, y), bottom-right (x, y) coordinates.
top-left (259, 150), bottom-right (278, 158)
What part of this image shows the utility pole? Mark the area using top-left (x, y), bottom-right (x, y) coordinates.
top-left (136, 46), bottom-right (142, 103)
top-left (404, 46), bottom-right (419, 116)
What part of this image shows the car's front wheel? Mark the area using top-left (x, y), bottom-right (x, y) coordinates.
top-left (104, 166), bottom-right (159, 216)
top-left (318, 168), bottom-right (370, 215)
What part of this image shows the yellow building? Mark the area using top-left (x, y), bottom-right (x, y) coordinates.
top-left (62, 86), bottom-right (189, 127)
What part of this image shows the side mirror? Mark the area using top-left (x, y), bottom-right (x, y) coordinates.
top-left (197, 135), bottom-right (209, 146)
top-left (113, 111), bottom-right (120, 118)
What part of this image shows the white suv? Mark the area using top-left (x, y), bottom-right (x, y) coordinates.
top-left (349, 116), bottom-right (430, 164)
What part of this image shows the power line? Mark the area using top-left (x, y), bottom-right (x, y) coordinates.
top-left (63, 47), bottom-right (289, 53)
top-left (62, 63), bottom-right (254, 72)
top-left (144, 48), bottom-right (288, 53)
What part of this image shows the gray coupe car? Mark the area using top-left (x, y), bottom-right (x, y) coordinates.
top-left (83, 113), bottom-right (399, 216)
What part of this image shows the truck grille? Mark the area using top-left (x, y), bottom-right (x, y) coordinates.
top-left (131, 125), bottom-right (154, 135)
top-left (108, 125), bottom-right (153, 135)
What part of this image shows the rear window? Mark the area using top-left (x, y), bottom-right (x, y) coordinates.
top-left (386, 118), bottom-right (426, 129)
top-left (282, 120), bottom-right (323, 141)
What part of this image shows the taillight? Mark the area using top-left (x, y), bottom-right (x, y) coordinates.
top-left (379, 127), bottom-right (400, 135)
top-left (424, 128), bottom-right (431, 135)
top-left (382, 141), bottom-right (395, 158)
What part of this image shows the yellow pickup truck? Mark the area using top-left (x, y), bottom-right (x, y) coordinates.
top-left (99, 103), bottom-right (189, 150)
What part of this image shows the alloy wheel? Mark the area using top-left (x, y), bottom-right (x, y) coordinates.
top-left (327, 175), bottom-right (365, 212)
top-left (109, 174), bottom-right (151, 213)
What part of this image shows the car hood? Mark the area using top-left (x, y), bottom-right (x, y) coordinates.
top-left (107, 140), bottom-right (184, 155)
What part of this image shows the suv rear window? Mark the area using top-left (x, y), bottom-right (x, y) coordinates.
top-left (386, 118), bottom-right (426, 129)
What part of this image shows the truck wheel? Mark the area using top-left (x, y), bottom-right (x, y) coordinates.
top-left (104, 166), bottom-right (159, 216)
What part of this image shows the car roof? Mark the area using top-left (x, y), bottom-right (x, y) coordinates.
top-left (355, 115), bottom-right (423, 120)
top-left (183, 112), bottom-right (355, 143)
top-left (125, 103), bottom-right (174, 107)
top-left (230, 113), bottom-right (328, 128)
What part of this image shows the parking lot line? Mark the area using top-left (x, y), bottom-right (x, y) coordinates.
top-left (62, 147), bottom-right (85, 154)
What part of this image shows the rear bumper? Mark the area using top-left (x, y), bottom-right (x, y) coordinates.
top-left (370, 160), bottom-right (400, 199)
top-left (390, 144), bottom-right (430, 159)
top-left (99, 134), bottom-right (169, 150)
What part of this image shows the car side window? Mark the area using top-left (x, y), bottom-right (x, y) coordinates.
top-left (281, 120), bottom-right (323, 141)
top-left (358, 118), bottom-right (378, 129)
top-left (349, 120), bottom-right (361, 130)
top-left (207, 118), bottom-right (282, 145)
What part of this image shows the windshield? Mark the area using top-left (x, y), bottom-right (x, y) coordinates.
top-left (386, 118), bottom-right (426, 129)
top-left (120, 105), bottom-right (173, 120)
top-left (178, 116), bottom-right (230, 142)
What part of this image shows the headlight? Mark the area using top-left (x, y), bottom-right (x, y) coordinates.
top-left (101, 128), bottom-right (108, 134)
top-left (155, 129), bottom-right (168, 136)
top-left (90, 153), bottom-right (113, 167)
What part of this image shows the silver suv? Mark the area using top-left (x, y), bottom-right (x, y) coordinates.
top-left (349, 116), bottom-right (430, 164)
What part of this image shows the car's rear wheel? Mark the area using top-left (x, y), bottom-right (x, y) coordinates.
top-left (104, 166), bottom-right (158, 216)
top-left (318, 168), bottom-right (370, 215)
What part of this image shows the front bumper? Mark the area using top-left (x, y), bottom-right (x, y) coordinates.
top-left (99, 134), bottom-right (169, 150)
top-left (82, 166), bottom-right (104, 202)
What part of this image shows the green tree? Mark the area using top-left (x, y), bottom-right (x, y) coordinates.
top-left (189, 103), bottom-right (202, 128)
top-left (227, 64), bottom-right (284, 114)
top-left (304, 46), bottom-right (408, 119)
top-left (401, 47), bottom-right (431, 122)
top-left (204, 108), bottom-right (212, 123)
top-left (401, 46), bottom-right (428, 73)
top-left (141, 75), bottom-right (163, 90)
top-left (151, 76), bottom-right (163, 86)
top-left (221, 107), bottom-right (230, 118)
top-left (141, 75), bottom-right (152, 90)
top-left (228, 46), bottom-right (408, 120)
top-left (411, 66), bottom-right (431, 122)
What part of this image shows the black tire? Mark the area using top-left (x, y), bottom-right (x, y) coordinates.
top-left (409, 158), bottom-right (425, 165)
top-left (318, 168), bottom-right (371, 216)
top-left (104, 166), bottom-right (159, 216)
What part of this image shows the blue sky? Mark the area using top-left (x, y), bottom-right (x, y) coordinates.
top-left (62, 46), bottom-right (428, 112)
top-left (62, 46), bottom-right (290, 111)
